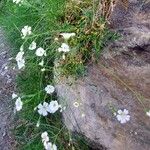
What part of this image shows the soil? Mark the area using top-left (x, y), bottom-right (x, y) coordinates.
top-left (0, 28), bottom-right (16, 150)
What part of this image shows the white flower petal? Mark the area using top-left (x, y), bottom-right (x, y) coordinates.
top-left (125, 115), bottom-right (130, 121)
top-left (44, 142), bottom-right (52, 150)
top-left (117, 109), bottom-right (122, 114)
top-left (58, 47), bottom-right (62, 52)
top-left (29, 41), bottom-right (36, 50)
top-left (123, 109), bottom-right (129, 115)
top-left (47, 101), bottom-right (59, 114)
top-left (43, 102), bottom-right (49, 107)
top-left (45, 85), bottom-right (55, 94)
top-left (44, 142), bottom-right (57, 150)
top-left (52, 144), bottom-right (57, 150)
top-left (15, 50), bottom-right (25, 70)
top-left (61, 43), bottom-right (70, 52)
top-left (16, 51), bottom-right (24, 61)
top-left (17, 58), bottom-right (25, 69)
top-left (38, 103), bottom-right (43, 109)
top-left (37, 102), bottom-right (49, 116)
top-left (21, 25), bottom-right (32, 39)
top-left (42, 110), bottom-right (48, 116)
top-left (12, 93), bottom-right (18, 99)
top-left (41, 132), bottom-right (49, 143)
top-left (120, 119), bottom-right (127, 124)
top-left (57, 43), bottom-right (70, 53)
top-left (15, 97), bottom-right (23, 111)
top-left (39, 109), bottom-right (48, 116)
top-left (60, 33), bottom-right (76, 40)
top-left (13, 0), bottom-right (23, 4)
top-left (116, 114), bottom-right (120, 120)
top-left (35, 47), bottom-right (46, 57)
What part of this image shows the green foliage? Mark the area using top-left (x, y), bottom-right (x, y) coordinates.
top-left (55, 0), bottom-right (119, 77)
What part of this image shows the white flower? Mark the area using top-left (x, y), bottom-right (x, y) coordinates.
top-left (37, 102), bottom-right (49, 116)
top-left (13, 0), bottom-right (23, 4)
top-left (12, 93), bottom-right (18, 99)
top-left (41, 132), bottom-right (57, 150)
top-left (15, 51), bottom-right (25, 69)
top-left (45, 85), bottom-right (55, 94)
top-left (16, 51), bottom-right (24, 61)
top-left (47, 101), bottom-right (60, 114)
top-left (41, 132), bottom-right (49, 143)
top-left (116, 109), bottom-right (130, 124)
top-left (58, 43), bottom-right (70, 53)
top-left (39, 60), bottom-right (44, 66)
top-left (17, 58), bottom-right (25, 69)
top-left (35, 47), bottom-right (46, 57)
top-left (21, 26), bottom-right (32, 39)
top-left (146, 110), bottom-right (150, 117)
top-left (44, 142), bottom-right (57, 150)
top-left (60, 33), bottom-right (76, 40)
top-left (15, 97), bottom-right (23, 111)
top-left (29, 41), bottom-right (36, 50)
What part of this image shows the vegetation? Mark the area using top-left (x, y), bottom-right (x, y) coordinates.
top-left (0, 0), bottom-right (118, 149)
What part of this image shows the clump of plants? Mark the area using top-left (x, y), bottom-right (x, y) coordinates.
top-left (55, 0), bottom-right (118, 77)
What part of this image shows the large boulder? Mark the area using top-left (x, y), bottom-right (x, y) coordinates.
top-left (55, 1), bottom-right (150, 149)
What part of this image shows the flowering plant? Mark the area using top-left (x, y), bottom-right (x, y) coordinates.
top-left (2, 0), bottom-right (149, 150)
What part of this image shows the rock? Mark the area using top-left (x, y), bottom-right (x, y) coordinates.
top-left (55, 1), bottom-right (150, 150)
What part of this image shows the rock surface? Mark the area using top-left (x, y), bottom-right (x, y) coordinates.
top-left (0, 28), bottom-right (16, 149)
top-left (56, 0), bottom-right (150, 150)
